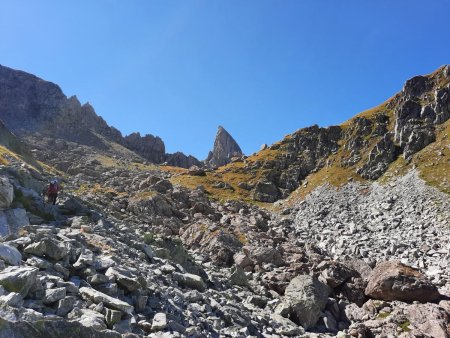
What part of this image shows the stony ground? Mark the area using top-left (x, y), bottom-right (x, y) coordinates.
top-left (0, 157), bottom-right (448, 338)
top-left (289, 171), bottom-right (450, 286)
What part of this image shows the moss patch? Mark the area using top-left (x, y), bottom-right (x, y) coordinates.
top-left (376, 311), bottom-right (390, 319)
top-left (398, 320), bottom-right (412, 332)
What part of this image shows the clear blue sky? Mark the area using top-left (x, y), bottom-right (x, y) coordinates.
top-left (1, 1), bottom-right (449, 159)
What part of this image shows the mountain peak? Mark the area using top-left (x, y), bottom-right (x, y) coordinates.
top-left (206, 126), bottom-right (243, 167)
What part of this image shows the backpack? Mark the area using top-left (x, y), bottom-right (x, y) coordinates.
top-left (48, 183), bottom-right (58, 194)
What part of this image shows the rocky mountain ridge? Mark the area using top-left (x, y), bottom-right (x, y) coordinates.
top-left (0, 65), bottom-right (447, 337)
top-left (173, 65), bottom-right (449, 204)
top-left (0, 64), bottom-right (200, 168)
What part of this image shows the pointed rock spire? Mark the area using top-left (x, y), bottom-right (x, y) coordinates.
top-left (206, 126), bottom-right (243, 167)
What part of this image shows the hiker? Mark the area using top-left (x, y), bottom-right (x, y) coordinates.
top-left (46, 180), bottom-right (61, 205)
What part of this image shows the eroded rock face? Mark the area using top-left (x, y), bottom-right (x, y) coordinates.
top-left (123, 132), bottom-right (165, 164)
top-left (206, 126), bottom-right (243, 167)
top-left (165, 152), bottom-right (201, 168)
top-left (0, 65), bottom-right (199, 168)
top-left (393, 69), bottom-right (450, 161)
top-left (0, 65), bottom-right (122, 149)
top-left (365, 261), bottom-right (440, 302)
top-left (358, 133), bottom-right (400, 179)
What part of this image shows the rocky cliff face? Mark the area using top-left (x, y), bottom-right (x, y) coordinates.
top-left (123, 132), bottom-right (166, 164)
top-left (0, 120), bottom-right (32, 160)
top-left (205, 126), bottom-right (243, 167)
top-left (165, 152), bottom-right (201, 168)
top-left (0, 65), bottom-right (198, 168)
top-left (192, 66), bottom-right (450, 203)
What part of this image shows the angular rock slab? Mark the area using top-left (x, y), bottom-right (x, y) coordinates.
top-left (0, 208), bottom-right (30, 238)
top-left (172, 272), bottom-right (206, 292)
top-left (0, 316), bottom-right (121, 338)
top-left (105, 266), bottom-right (142, 292)
top-left (405, 303), bottom-right (449, 338)
top-left (0, 266), bottom-right (38, 296)
top-left (275, 275), bottom-right (330, 330)
top-left (24, 238), bottom-right (70, 261)
top-left (0, 243), bottom-right (22, 265)
top-left (365, 261), bottom-right (440, 302)
top-left (79, 287), bottom-right (134, 315)
top-left (0, 176), bottom-right (13, 210)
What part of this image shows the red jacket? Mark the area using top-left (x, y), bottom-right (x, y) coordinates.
top-left (47, 183), bottom-right (60, 195)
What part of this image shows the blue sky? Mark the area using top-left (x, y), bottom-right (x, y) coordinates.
top-left (1, 1), bottom-right (449, 159)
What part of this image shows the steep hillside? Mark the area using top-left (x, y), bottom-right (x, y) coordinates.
top-left (0, 65), bottom-right (199, 168)
top-left (0, 66), bottom-right (448, 337)
top-left (172, 65), bottom-right (450, 203)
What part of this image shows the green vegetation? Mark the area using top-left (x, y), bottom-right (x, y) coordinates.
top-left (376, 311), bottom-right (390, 319)
top-left (130, 190), bottom-right (157, 201)
top-left (414, 120), bottom-right (450, 194)
top-left (94, 154), bottom-right (158, 172)
top-left (399, 320), bottom-right (412, 332)
top-left (74, 183), bottom-right (127, 198)
top-left (143, 232), bottom-right (155, 245)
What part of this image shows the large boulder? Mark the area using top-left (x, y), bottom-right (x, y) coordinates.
top-left (0, 266), bottom-right (38, 296)
top-left (0, 243), bottom-right (22, 265)
top-left (0, 208), bottom-right (30, 238)
top-left (320, 261), bottom-right (355, 288)
top-left (172, 272), bottom-right (206, 292)
top-left (365, 261), bottom-right (440, 302)
top-left (405, 303), bottom-right (449, 338)
top-left (249, 246), bottom-right (284, 267)
top-left (229, 265), bottom-right (249, 287)
top-left (79, 287), bottom-right (134, 315)
top-left (24, 238), bottom-right (70, 261)
top-left (0, 176), bottom-right (13, 210)
top-left (188, 165), bottom-right (206, 176)
top-left (253, 181), bottom-right (279, 203)
top-left (105, 267), bottom-right (142, 292)
top-left (275, 275), bottom-right (331, 329)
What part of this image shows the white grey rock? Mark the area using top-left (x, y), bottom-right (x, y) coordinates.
top-left (0, 244), bottom-right (22, 265)
top-left (79, 287), bottom-right (134, 315)
top-left (0, 266), bottom-right (38, 296)
top-left (0, 176), bottom-right (13, 210)
top-left (152, 312), bottom-right (167, 331)
top-left (43, 287), bottom-right (66, 304)
top-left (0, 292), bottom-right (23, 307)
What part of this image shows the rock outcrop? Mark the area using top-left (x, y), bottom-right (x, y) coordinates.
top-left (276, 275), bottom-right (331, 329)
top-left (0, 64), bottom-right (199, 167)
top-left (123, 132), bottom-right (165, 164)
top-left (199, 65), bottom-right (450, 202)
top-left (165, 152), bottom-right (201, 168)
top-left (365, 261), bottom-right (440, 302)
top-left (205, 126), bottom-right (243, 167)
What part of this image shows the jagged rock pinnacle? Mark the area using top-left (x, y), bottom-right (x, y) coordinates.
top-left (206, 126), bottom-right (243, 167)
